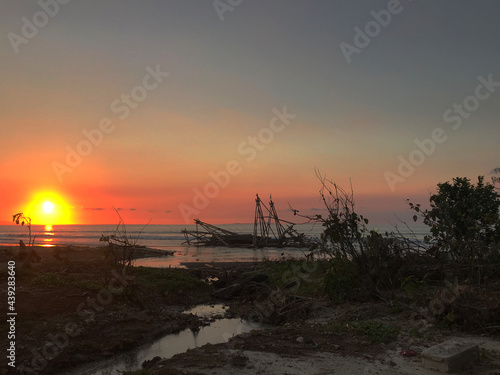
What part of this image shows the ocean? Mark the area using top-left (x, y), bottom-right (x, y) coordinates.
top-left (0, 223), bottom-right (430, 267)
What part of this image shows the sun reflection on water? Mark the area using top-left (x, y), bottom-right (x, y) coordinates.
top-left (42, 224), bottom-right (54, 247)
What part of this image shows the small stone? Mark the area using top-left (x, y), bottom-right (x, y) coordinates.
top-left (296, 336), bottom-right (304, 343)
top-left (421, 340), bottom-right (479, 373)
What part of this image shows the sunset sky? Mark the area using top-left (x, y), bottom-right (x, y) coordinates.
top-left (1, 1), bottom-right (499, 225)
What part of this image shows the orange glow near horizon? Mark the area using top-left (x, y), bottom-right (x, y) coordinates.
top-left (23, 191), bottom-right (75, 225)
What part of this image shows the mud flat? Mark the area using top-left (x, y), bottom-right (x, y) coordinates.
top-left (0, 246), bottom-right (206, 375)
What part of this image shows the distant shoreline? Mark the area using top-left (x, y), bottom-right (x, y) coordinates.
top-left (0, 244), bottom-right (174, 262)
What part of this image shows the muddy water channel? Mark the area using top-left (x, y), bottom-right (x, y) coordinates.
top-left (67, 304), bottom-right (263, 375)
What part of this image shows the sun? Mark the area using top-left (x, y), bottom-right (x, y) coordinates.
top-left (42, 201), bottom-right (55, 214)
top-left (23, 191), bottom-right (74, 225)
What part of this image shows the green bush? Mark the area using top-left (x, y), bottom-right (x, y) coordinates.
top-left (409, 176), bottom-right (500, 262)
top-left (323, 258), bottom-right (359, 302)
top-left (310, 175), bottom-right (415, 298)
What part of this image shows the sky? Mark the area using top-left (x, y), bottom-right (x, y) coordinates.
top-left (1, 0), bottom-right (499, 226)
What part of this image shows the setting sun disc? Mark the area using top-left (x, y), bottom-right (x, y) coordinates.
top-left (42, 201), bottom-right (55, 214)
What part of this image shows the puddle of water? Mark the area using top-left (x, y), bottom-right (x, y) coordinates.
top-left (66, 306), bottom-right (262, 375)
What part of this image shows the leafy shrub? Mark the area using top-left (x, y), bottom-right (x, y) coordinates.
top-left (323, 258), bottom-right (359, 302)
top-left (301, 173), bottom-right (421, 299)
top-left (409, 176), bottom-right (500, 263)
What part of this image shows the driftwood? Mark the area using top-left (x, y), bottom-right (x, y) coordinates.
top-left (213, 273), bottom-right (269, 299)
top-left (212, 269), bottom-right (321, 324)
top-left (182, 195), bottom-right (312, 248)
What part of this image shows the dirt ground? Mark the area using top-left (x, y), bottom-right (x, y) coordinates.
top-left (138, 290), bottom-right (500, 375)
top-left (0, 246), bottom-right (205, 375)
top-left (144, 303), bottom-right (500, 375)
top-left (1, 245), bottom-right (500, 375)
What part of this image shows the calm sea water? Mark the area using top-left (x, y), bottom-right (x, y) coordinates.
top-left (0, 223), bottom-right (429, 266)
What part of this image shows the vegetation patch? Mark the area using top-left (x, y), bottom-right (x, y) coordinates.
top-left (350, 321), bottom-right (401, 343)
top-left (323, 258), bottom-right (359, 302)
top-left (429, 284), bottom-right (500, 333)
top-left (27, 271), bottom-right (102, 290)
top-left (132, 266), bottom-right (213, 303)
top-left (28, 272), bottom-right (71, 288)
top-left (401, 275), bottom-right (429, 306)
top-left (264, 259), bottom-right (327, 298)
top-left (323, 320), bottom-right (400, 344)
